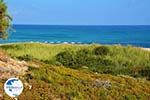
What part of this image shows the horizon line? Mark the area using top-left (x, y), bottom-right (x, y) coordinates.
top-left (12, 24), bottom-right (150, 26)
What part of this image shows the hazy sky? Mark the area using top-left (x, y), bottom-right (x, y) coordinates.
top-left (6, 0), bottom-right (150, 25)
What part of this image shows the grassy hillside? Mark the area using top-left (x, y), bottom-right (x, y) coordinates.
top-left (0, 43), bottom-right (150, 100)
top-left (0, 43), bottom-right (90, 60)
top-left (1, 43), bottom-right (150, 79)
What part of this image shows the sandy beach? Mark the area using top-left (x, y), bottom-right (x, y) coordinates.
top-left (141, 48), bottom-right (150, 51)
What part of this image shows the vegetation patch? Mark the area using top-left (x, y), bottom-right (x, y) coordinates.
top-left (1, 43), bottom-right (150, 80)
top-left (0, 43), bottom-right (150, 99)
top-left (15, 65), bottom-right (150, 99)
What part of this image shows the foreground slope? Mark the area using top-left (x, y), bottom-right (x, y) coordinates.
top-left (1, 65), bottom-right (149, 100)
top-left (0, 43), bottom-right (149, 100)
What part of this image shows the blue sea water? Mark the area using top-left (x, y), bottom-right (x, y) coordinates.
top-left (0, 25), bottom-right (150, 48)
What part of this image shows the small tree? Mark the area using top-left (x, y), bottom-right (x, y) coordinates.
top-left (0, 0), bottom-right (12, 39)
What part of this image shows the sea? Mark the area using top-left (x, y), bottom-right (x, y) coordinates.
top-left (0, 25), bottom-right (150, 48)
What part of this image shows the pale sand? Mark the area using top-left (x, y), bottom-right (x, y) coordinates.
top-left (141, 48), bottom-right (150, 51)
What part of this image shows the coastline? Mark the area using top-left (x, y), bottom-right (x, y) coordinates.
top-left (0, 42), bottom-right (150, 52)
top-left (141, 48), bottom-right (150, 51)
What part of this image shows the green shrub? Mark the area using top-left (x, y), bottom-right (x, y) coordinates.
top-left (140, 66), bottom-right (150, 80)
top-left (56, 51), bottom-right (76, 67)
top-left (17, 54), bottom-right (35, 61)
top-left (93, 46), bottom-right (110, 56)
top-left (75, 48), bottom-right (92, 67)
top-left (99, 57), bottom-right (113, 66)
top-left (56, 48), bottom-right (113, 70)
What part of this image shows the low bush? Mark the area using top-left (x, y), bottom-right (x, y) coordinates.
top-left (56, 51), bottom-right (76, 67)
top-left (17, 54), bottom-right (35, 61)
top-left (93, 46), bottom-right (110, 56)
top-left (56, 47), bottom-right (113, 70)
top-left (140, 66), bottom-right (150, 80)
top-left (75, 48), bottom-right (93, 67)
top-left (55, 46), bottom-right (150, 79)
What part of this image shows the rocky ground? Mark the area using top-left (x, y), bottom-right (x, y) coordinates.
top-left (0, 51), bottom-right (28, 79)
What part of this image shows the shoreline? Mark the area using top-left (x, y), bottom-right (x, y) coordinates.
top-left (141, 48), bottom-right (150, 51)
top-left (0, 42), bottom-right (150, 51)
